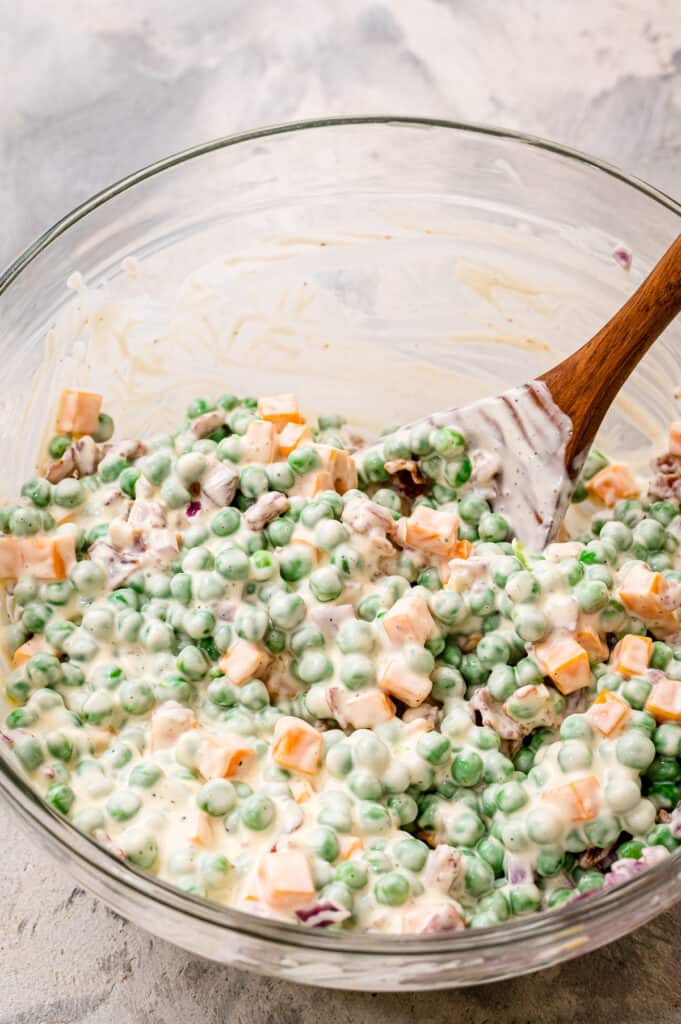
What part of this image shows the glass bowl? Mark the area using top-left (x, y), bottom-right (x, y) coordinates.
top-left (1, 117), bottom-right (681, 990)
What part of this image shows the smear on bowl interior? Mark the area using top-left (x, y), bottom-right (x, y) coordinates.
top-left (4, 371), bottom-right (681, 933)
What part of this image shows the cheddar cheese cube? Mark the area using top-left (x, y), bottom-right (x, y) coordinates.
top-left (533, 635), bottom-right (591, 694)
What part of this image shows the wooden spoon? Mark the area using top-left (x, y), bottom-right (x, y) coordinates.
top-left (356, 234), bottom-right (681, 549)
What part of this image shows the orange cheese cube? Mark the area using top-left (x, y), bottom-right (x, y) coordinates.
top-left (12, 636), bottom-right (57, 668)
top-left (343, 690), bottom-right (396, 729)
top-left (55, 389), bottom-right (102, 435)
top-left (610, 633), bottom-right (652, 677)
top-left (150, 702), bottom-right (196, 751)
top-left (576, 618), bottom-right (609, 661)
top-left (257, 850), bottom-right (315, 911)
top-left (291, 778), bottom-right (314, 803)
top-left (534, 635), bottom-right (591, 694)
top-left (338, 836), bottom-right (363, 861)
top-left (669, 421), bottom-right (681, 457)
top-left (379, 659), bottom-right (432, 708)
top-left (587, 464), bottom-right (639, 507)
top-left (541, 775), bottom-right (600, 822)
top-left (645, 678), bottom-right (681, 722)
top-left (619, 564), bottom-right (669, 620)
top-left (189, 810), bottom-right (214, 846)
top-left (0, 535), bottom-right (76, 581)
top-left (257, 393), bottom-right (304, 428)
top-left (402, 506), bottom-right (460, 560)
top-left (314, 445), bottom-right (358, 494)
top-left (585, 689), bottom-right (630, 736)
top-left (453, 539), bottom-right (473, 561)
top-left (277, 421), bottom-right (313, 457)
top-left (219, 639), bottom-right (271, 686)
top-left (297, 470), bottom-right (335, 497)
top-left (197, 734), bottom-right (255, 780)
top-left (241, 420), bottom-right (276, 464)
top-left (382, 591), bottom-right (436, 648)
top-left (271, 716), bottom-right (323, 775)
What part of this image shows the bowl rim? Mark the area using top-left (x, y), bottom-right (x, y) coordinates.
top-left (1, 115), bottom-right (681, 959)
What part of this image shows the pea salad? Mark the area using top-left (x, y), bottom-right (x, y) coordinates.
top-left (3, 387), bottom-right (681, 934)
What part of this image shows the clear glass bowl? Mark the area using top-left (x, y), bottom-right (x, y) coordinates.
top-left (1, 117), bottom-right (680, 990)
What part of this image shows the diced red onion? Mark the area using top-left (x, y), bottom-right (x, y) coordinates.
top-left (186, 500), bottom-right (202, 518)
top-left (309, 604), bottom-right (354, 633)
top-left (506, 854), bottom-right (534, 886)
top-left (612, 245), bottom-right (632, 270)
top-left (295, 901), bottom-right (350, 928)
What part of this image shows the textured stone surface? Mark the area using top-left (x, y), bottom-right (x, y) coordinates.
top-left (1, 1), bottom-right (681, 1020)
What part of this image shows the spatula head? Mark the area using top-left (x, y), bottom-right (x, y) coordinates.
top-left (355, 381), bottom-right (573, 551)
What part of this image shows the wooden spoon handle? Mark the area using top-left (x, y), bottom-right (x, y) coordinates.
top-left (538, 233), bottom-right (681, 472)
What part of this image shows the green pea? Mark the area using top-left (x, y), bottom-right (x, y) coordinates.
top-left (161, 477), bottom-right (192, 509)
top-left (654, 723), bottom-right (681, 757)
top-left (331, 544), bottom-right (364, 578)
top-left (339, 653), bottom-right (375, 690)
top-left (106, 790), bottom-right (142, 822)
top-left (633, 518), bottom-right (666, 552)
top-left (48, 434), bottom-right (72, 459)
top-left (129, 763), bottom-right (162, 788)
top-left (117, 466), bottom-right (139, 499)
top-left (279, 546), bottom-right (313, 582)
top-left (121, 828), bottom-right (158, 869)
top-left (308, 826), bottom-right (340, 863)
top-left (385, 793), bottom-right (417, 827)
top-left (88, 411), bottom-right (113, 443)
top-left (197, 779), bottom-right (237, 817)
top-left (14, 735), bottom-right (44, 772)
top-left (584, 813), bottom-right (621, 848)
top-left (451, 749), bottom-right (483, 787)
top-left (372, 870), bottom-right (412, 908)
top-left (496, 781), bottom-right (528, 813)
top-left (22, 477), bottom-right (53, 510)
top-left (137, 450), bottom-right (171, 487)
top-left (462, 852), bottom-right (495, 897)
top-left (413, 732), bottom-right (450, 768)
top-left (215, 547), bottom-right (249, 581)
top-left (513, 604), bottom-right (549, 642)
top-left (509, 884), bottom-right (541, 915)
top-left (465, 586), bottom-right (495, 618)
top-left (558, 739), bottom-right (593, 773)
top-left (26, 653), bottom-right (63, 688)
top-left (286, 446), bottom-right (321, 476)
top-left (308, 566), bottom-right (343, 603)
top-left (46, 783), bottom-right (75, 815)
top-left (616, 731), bottom-right (656, 770)
top-left (295, 651), bottom-right (333, 684)
top-left (241, 794), bottom-right (275, 830)
top-left (52, 476), bottom-right (86, 509)
top-left (621, 676), bottom-right (652, 710)
top-left (335, 860), bottom-right (368, 890)
top-left (117, 680), bottom-right (154, 716)
top-left (474, 835), bottom-right (504, 876)
top-left (9, 507), bottom-right (41, 537)
top-left (337, 619), bottom-right (374, 655)
top-left (482, 750), bottom-right (514, 784)
top-left (429, 590), bottom-right (466, 627)
top-left (264, 593), bottom-right (303, 633)
top-left (349, 769), bottom-right (383, 801)
top-left (460, 654), bottom-right (488, 686)
top-left (478, 512), bottom-right (509, 542)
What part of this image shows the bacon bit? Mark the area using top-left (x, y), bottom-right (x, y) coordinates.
top-left (384, 459), bottom-right (425, 485)
top-left (186, 500), bottom-right (202, 518)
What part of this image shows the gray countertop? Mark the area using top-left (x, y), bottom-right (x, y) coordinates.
top-left (2, 3), bottom-right (681, 1021)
